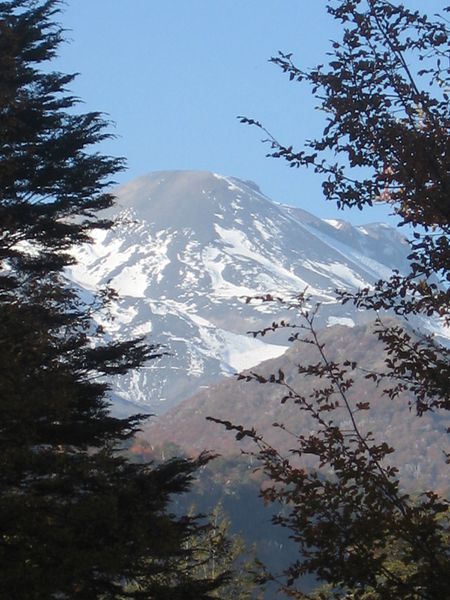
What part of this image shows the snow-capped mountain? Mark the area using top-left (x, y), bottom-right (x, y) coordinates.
top-left (68, 170), bottom-right (411, 414)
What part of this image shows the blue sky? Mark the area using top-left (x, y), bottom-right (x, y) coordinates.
top-left (54, 1), bottom-right (446, 224)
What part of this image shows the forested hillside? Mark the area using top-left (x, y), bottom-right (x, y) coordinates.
top-left (140, 320), bottom-right (450, 494)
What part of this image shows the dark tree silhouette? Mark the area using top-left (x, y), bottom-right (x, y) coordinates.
top-left (213, 1), bottom-right (450, 598)
top-left (0, 2), bottom-right (227, 598)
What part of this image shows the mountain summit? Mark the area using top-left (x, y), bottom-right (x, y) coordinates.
top-left (69, 170), bottom-right (411, 414)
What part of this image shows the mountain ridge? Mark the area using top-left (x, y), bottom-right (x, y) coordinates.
top-left (140, 319), bottom-right (450, 493)
top-left (68, 170), bottom-right (413, 414)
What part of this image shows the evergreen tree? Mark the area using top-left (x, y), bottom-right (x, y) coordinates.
top-left (183, 502), bottom-right (265, 600)
top-left (0, 1), bottom-right (226, 598)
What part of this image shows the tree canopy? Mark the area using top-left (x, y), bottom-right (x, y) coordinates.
top-left (0, 1), bottom-right (228, 598)
top-left (217, 1), bottom-right (450, 598)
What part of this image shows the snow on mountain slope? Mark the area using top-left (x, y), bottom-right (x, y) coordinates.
top-left (68, 170), bottom-right (411, 414)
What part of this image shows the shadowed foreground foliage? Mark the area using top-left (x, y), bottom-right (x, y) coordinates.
top-left (0, 1), bottom-right (230, 598)
top-left (213, 1), bottom-right (450, 598)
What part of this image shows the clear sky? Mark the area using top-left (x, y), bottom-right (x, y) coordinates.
top-left (53, 1), bottom-right (446, 225)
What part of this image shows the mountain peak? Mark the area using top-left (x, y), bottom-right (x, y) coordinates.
top-left (110, 171), bottom-right (276, 237)
top-left (69, 170), bottom-right (412, 414)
